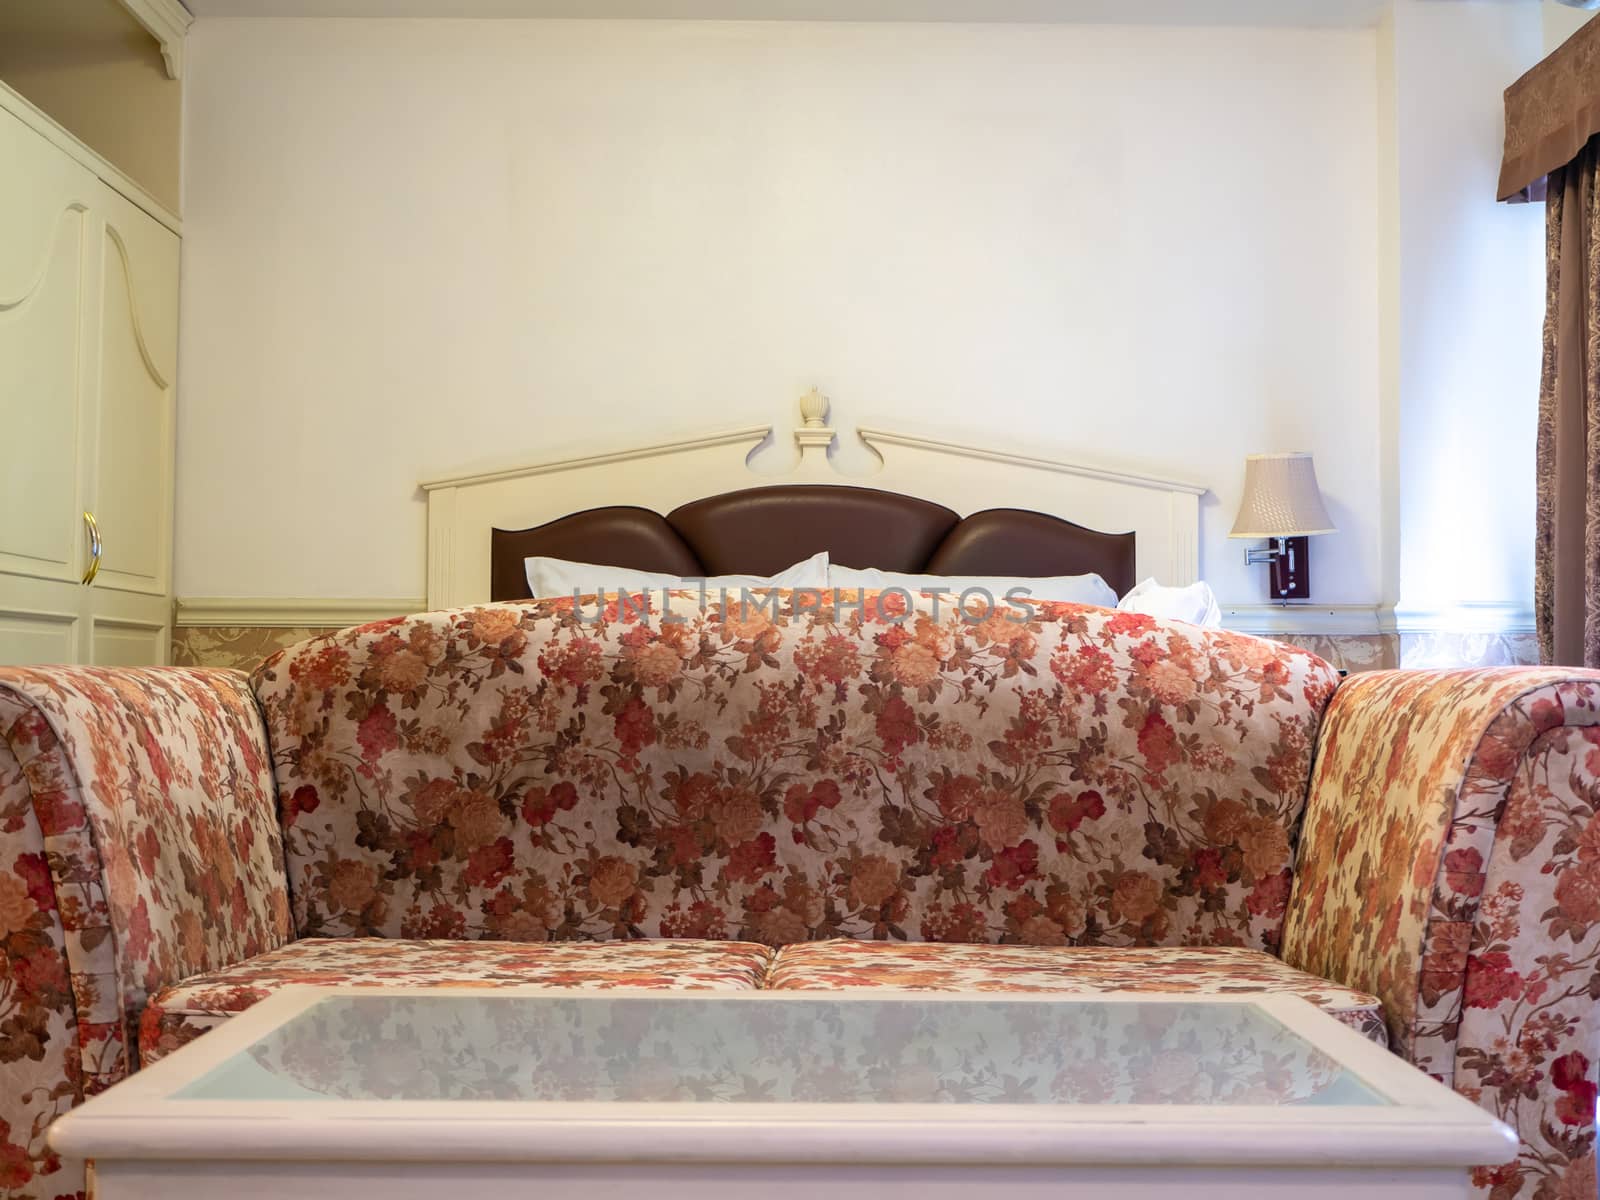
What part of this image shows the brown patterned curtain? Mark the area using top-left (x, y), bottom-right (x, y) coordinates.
top-left (1503, 16), bottom-right (1600, 665)
top-left (1535, 138), bottom-right (1600, 665)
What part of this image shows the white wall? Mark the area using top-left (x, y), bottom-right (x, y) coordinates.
top-left (1544, 5), bottom-right (1596, 53)
top-left (1386, 1), bottom-right (1553, 631)
top-left (177, 18), bottom-right (1381, 605)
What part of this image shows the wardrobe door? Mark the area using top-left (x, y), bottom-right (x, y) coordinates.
top-left (82, 181), bottom-right (177, 666)
top-left (0, 106), bottom-right (96, 665)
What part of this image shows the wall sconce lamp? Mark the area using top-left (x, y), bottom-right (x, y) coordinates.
top-left (1228, 453), bottom-right (1336, 603)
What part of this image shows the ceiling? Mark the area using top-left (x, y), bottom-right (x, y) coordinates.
top-left (178, 0), bottom-right (1398, 27)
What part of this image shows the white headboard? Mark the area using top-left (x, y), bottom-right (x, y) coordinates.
top-left (419, 392), bottom-right (1206, 609)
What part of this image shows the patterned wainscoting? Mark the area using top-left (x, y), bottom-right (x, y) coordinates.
top-left (1273, 634), bottom-right (1400, 673)
top-left (1224, 603), bottom-right (1539, 675)
top-left (1397, 630), bottom-right (1540, 669)
top-left (171, 626), bottom-right (340, 671)
top-left (171, 598), bottom-right (427, 671)
top-left (1264, 632), bottom-right (1538, 674)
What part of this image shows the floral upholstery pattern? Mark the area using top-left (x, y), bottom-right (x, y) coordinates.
top-left (1282, 669), bottom-right (1600, 1200)
top-left (0, 667), bottom-right (293, 1200)
top-left (766, 938), bottom-right (1389, 1045)
top-left (137, 936), bottom-right (775, 1065)
top-left (11, 621), bottom-right (1594, 1200)
top-left (253, 594), bottom-right (1338, 952)
top-left (0, 741), bottom-right (81, 1200)
top-left (218, 991), bottom-right (1359, 1108)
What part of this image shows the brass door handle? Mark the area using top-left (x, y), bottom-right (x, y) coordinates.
top-left (81, 511), bottom-right (102, 585)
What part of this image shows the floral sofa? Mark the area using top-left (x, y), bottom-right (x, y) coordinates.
top-left (1, 592), bottom-right (1596, 1200)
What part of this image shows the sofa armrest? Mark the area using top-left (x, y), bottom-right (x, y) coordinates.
top-left (1283, 668), bottom-right (1600, 1200)
top-left (1, 722), bottom-right (84, 1200)
top-left (0, 668), bottom-right (293, 1084)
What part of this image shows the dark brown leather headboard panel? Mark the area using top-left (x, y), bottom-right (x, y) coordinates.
top-left (928, 508), bottom-right (1137, 596)
top-left (490, 508), bottom-right (702, 604)
top-left (491, 485), bottom-right (1135, 601)
top-left (668, 485), bottom-right (959, 575)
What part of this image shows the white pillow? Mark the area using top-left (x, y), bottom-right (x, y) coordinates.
top-left (1116, 578), bottom-right (1222, 628)
top-left (829, 566), bottom-right (1117, 609)
top-left (525, 552), bottom-right (829, 599)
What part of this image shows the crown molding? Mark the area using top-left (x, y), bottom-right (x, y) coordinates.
top-left (118, 0), bottom-right (194, 80)
top-left (176, 597), bottom-right (425, 627)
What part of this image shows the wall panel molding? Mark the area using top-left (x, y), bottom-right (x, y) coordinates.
top-left (1391, 602), bottom-right (1535, 635)
top-left (1225, 602), bottom-right (1535, 638)
top-left (1221, 604), bottom-right (1388, 637)
top-left (175, 597), bottom-right (427, 627)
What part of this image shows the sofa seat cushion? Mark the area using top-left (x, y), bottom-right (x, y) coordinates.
top-left (767, 939), bottom-right (1389, 1046)
top-left (138, 936), bottom-right (774, 1064)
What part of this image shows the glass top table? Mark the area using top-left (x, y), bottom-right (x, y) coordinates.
top-left (172, 991), bottom-right (1388, 1107)
top-left (51, 987), bottom-right (1515, 1200)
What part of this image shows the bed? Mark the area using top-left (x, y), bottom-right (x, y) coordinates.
top-left (419, 392), bottom-right (1206, 608)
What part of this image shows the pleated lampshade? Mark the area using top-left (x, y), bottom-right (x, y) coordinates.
top-left (1228, 453), bottom-right (1336, 539)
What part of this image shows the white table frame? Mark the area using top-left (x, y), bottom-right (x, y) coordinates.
top-left (51, 987), bottom-right (1514, 1200)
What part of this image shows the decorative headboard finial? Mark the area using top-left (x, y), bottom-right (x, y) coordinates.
top-left (799, 388), bottom-right (830, 429)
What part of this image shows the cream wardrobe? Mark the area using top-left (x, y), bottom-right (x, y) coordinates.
top-left (1, 83), bottom-right (177, 667)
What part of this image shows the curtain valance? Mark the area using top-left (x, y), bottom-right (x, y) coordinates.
top-left (1499, 15), bottom-right (1600, 202)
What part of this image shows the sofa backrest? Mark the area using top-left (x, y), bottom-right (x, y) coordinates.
top-left (0, 667), bottom-right (292, 1084)
top-left (252, 593), bottom-right (1339, 952)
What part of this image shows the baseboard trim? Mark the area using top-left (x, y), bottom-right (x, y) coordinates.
top-left (175, 597), bottom-right (426, 628)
